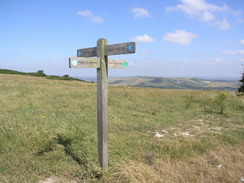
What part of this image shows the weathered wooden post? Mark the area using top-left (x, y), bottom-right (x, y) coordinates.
top-left (96, 38), bottom-right (108, 169)
top-left (69, 38), bottom-right (135, 169)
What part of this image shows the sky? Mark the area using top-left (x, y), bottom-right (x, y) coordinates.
top-left (1, 0), bottom-right (244, 79)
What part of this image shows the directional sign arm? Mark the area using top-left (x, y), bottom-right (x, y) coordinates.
top-left (108, 59), bottom-right (128, 68)
top-left (70, 57), bottom-right (128, 69)
top-left (77, 42), bottom-right (136, 57)
top-left (77, 47), bottom-right (97, 57)
top-left (106, 42), bottom-right (135, 56)
top-left (69, 57), bottom-right (100, 68)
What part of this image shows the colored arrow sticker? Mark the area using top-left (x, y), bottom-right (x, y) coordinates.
top-left (127, 44), bottom-right (133, 52)
top-left (77, 51), bottom-right (82, 57)
top-left (72, 60), bottom-right (78, 66)
top-left (123, 62), bottom-right (128, 68)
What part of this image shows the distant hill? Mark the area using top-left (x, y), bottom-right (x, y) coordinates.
top-left (109, 76), bottom-right (239, 91)
top-left (0, 69), bottom-right (29, 75)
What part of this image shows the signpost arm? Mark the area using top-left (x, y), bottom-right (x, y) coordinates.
top-left (97, 38), bottom-right (108, 169)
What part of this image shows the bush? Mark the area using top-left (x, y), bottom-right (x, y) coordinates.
top-left (62, 75), bottom-right (72, 80)
top-left (203, 91), bottom-right (227, 114)
top-left (37, 70), bottom-right (46, 77)
top-left (238, 73), bottom-right (244, 93)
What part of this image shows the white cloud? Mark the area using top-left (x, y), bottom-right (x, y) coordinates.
top-left (214, 58), bottom-right (224, 63)
top-left (77, 10), bottom-right (92, 17)
top-left (216, 19), bottom-right (231, 30)
top-left (201, 11), bottom-right (215, 21)
top-left (77, 10), bottom-right (103, 23)
top-left (221, 50), bottom-right (244, 55)
top-left (203, 58), bottom-right (224, 64)
top-left (163, 30), bottom-right (197, 45)
top-left (132, 34), bottom-right (154, 43)
top-left (240, 59), bottom-right (244, 62)
top-left (131, 8), bottom-right (150, 18)
top-left (240, 40), bottom-right (244, 45)
top-left (166, 0), bottom-right (228, 22)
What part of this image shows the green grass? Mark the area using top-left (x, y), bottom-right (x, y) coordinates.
top-left (0, 74), bottom-right (243, 182)
top-left (0, 69), bottom-right (84, 82)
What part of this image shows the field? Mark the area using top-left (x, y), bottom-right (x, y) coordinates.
top-left (0, 74), bottom-right (244, 183)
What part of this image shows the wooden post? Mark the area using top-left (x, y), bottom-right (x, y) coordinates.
top-left (96, 38), bottom-right (108, 169)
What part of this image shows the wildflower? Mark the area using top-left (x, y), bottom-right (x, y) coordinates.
top-left (41, 116), bottom-right (46, 119)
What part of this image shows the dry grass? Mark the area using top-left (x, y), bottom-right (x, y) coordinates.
top-left (103, 143), bottom-right (244, 183)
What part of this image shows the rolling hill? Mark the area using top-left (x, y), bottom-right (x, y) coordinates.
top-left (109, 76), bottom-right (239, 91)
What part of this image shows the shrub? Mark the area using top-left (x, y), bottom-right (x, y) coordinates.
top-left (203, 91), bottom-right (227, 114)
top-left (36, 70), bottom-right (46, 77)
top-left (238, 73), bottom-right (244, 93)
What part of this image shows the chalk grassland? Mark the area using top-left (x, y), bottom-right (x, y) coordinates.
top-left (0, 74), bottom-right (243, 183)
top-left (109, 77), bottom-right (238, 91)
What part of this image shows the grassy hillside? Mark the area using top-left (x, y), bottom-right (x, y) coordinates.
top-left (0, 69), bottom-right (84, 82)
top-left (0, 74), bottom-right (243, 183)
top-left (109, 76), bottom-right (239, 91)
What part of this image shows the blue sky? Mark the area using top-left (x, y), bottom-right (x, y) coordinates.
top-left (1, 0), bottom-right (244, 79)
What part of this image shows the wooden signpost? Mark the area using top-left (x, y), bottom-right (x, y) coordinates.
top-left (69, 39), bottom-right (135, 169)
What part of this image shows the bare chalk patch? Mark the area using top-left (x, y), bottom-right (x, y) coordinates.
top-left (210, 127), bottom-right (223, 131)
top-left (39, 176), bottom-right (77, 183)
top-left (173, 131), bottom-right (194, 137)
top-left (154, 132), bottom-right (165, 138)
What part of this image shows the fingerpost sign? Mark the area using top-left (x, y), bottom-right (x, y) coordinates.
top-left (69, 39), bottom-right (135, 169)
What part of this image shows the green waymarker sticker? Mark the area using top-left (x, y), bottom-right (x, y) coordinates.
top-left (123, 62), bottom-right (128, 68)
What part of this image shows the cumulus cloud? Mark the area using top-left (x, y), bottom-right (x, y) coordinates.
top-left (163, 30), bottom-right (197, 45)
top-left (131, 8), bottom-right (150, 18)
top-left (165, 0), bottom-right (242, 31)
top-left (216, 19), bottom-right (231, 30)
top-left (166, 0), bottom-right (228, 22)
top-left (221, 50), bottom-right (244, 55)
top-left (132, 34), bottom-right (154, 43)
top-left (77, 10), bottom-right (103, 23)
